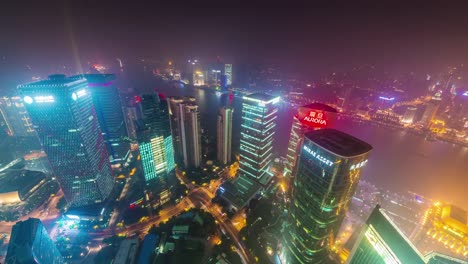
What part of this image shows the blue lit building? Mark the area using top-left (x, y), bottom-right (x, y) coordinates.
top-left (72, 74), bottom-right (130, 165)
top-left (6, 218), bottom-right (64, 264)
top-left (239, 93), bottom-right (279, 184)
top-left (19, 75), bottom-right (114, 207)
top-left (282, 129), bottom-right (372, 264)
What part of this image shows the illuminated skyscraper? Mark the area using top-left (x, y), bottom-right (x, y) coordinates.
top-left (168, 97), bottom-right (201, 168)
top-left (402, 106), bottom-right (418, 124)
top-left (421, 95), bottom-right (441, 127)
top-left (217, 107), bottom-right (233, 165)
top-left (347, 205), bottom-right (426, 264)
top-left (285, 103), bottom-right (337, 178)
top-left (6, 218), bottom-right (64, 264)
top-left (282, 129), bottom-right (372, 264)
top-left (138, 93), bottom-right (175, 184)
top-left (225, 64), bottom-right (233, 85)
top-left (239, 93), bottom-right (279, 184)
top-left (19, 75), bottom-right (114, 207)
top-left (0, 96), bottom-right (35, 137)
top-left (72, 74), bottom-right (130, 165)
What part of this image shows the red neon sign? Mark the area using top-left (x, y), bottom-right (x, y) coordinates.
top-left (301, 110), bottom-right (328, 128)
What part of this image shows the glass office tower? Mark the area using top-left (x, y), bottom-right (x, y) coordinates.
top-left (239, 93), bottom-right (279, 184)
top-left (6, 218), bottom-right (64, 264)
top-left (138, 93), bottom-right (175, 183)
top-left (19, 75), bottom-right (114, 207)
top-left (168, 97), bottom-right (201, 168)
top-left (282, 129), bottom-right (372, 264)
top-left (217, 106), bottom-right (233, 165)
top-left (73, 74), bottom-right (129, 165)
top-left (346, 205), bottom-right (426, 264)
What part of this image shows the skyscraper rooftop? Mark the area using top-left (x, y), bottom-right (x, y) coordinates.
top-left (243, 93), bottom-right (280, 104)
top-left (305, 128), bottom-right (373, 157)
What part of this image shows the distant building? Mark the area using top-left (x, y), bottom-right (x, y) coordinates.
top-left (238, 93), bottom-right (280, 185)
top-left (19, 75), bottom-right (114, 207)
top-left (225, 64), bottom-right (233, 85)
top-left (421, 96), bottom-right (441, 127)
top-left (413, 202), bottom-right (468, 259)
top-left (193, 71), bottom-right (205, 86)
top-left (0, 96), bottom-right (35, 137)
top-left (6, 218), bottom-right (64, 264)
top-left (402, 106), bottom-right (418, 124)
top-left (282, 129), bottom-right (372, 264)
top-left (114, 239), bottom-right (139, 264)
top-left (217, 107), bottom-right (233, 165)
top-left (347, 205), bottom-right (426, 264)
top-left (72, 74), bottom-right (130, 165)
top-left (168, 97), bottom-right (202, 168)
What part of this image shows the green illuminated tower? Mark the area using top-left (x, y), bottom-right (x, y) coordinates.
top-left (282, 129), bottom-right (372, 264)
top-left (138, 93), bottom-right (175, 205)
top-left (239, 93), bottom-right (280, 184)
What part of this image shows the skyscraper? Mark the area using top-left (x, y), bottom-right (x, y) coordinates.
top-left (402, 106), bottom-right (418, 124)
top-left (239, 93), bottom-right (280, 184)
top-left (282, 129), bottom-right (372, 264)
top-left (224, 64), bottom-right (233, 86)
top-left (138, 93), bottom-right (175, 184)
top-left (217, 107), bottom-right (233, 165)
top-left (347, 205), bottom-right (426, 264)
top-left (285, 103), bottom-right (337, 178)
top-left (19, 75), bottom-right (114, 207)
top-left (168, 97), bottom-right (202, 168)
top-left (0, 96), bottom-right (35, 137)
top-left (6, 218), bottom-right (64, 264)
top-left (421, 95), bottom-right (441, 127)
top-left (72, 74), bottom-right (130, 165)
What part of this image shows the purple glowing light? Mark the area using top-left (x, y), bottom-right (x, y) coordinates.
top-left (87, 81), bottom-right (113, 87)
top-left (379, 96), bottom-right (395, 101)
top-left (463, 91), bottom-right (468, 96)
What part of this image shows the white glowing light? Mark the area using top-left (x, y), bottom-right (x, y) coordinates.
top-left (34, 95), bottom-right (55, 103)
top-left (303, 145), bottom-right (334, 166)
top-left (23, 96), bottom-right (33, 104)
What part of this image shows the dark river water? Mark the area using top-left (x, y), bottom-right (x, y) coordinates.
top-left (156, 86), bottom-right (468, 209)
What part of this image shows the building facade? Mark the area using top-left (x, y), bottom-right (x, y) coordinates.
top-left (0, 96), bottom-right (35, 137)
top-left (217, 107), bottom-right (233, 165)
top-left (225, 64), bottom-right (233, 86)
top-left (282, 129), bottom-right (372, 264)
top-left (73, 74), bottom-right (129, 165)
top-left (168, 97), bottom-right (202, 168)
top-left (347, 205), bottom-right (426, 264)
top-left (6, 218), bottom-right (64, 264)
top-left (138, 93), bottom-right (175, 185)
top-left (19, 75), bottom-right (114, 207)
top-left (238, 93), bottom-right (279, 184)
top-left (285, 103), bottom-right (338, 178)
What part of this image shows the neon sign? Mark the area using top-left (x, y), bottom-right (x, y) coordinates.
top-left (303, 145), bottom-right (334, 166)
top-left (302, 111), bottom-right (327, 127)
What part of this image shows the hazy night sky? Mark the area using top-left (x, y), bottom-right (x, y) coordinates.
top-left (2, 1), bottom-right (468, 77)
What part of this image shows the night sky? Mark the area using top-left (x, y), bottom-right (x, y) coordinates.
top-left (2, 1), bottom-right (468, 76)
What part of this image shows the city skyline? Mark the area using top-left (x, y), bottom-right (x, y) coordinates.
top-left (0, 2), bottom-right (467, 263)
